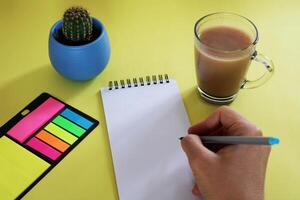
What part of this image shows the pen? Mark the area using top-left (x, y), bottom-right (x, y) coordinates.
top-left (179, 136), bottom-right (280, 145)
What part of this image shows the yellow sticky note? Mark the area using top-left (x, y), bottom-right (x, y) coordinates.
top-left (0, 137), bottom-right (50, 199)
top-left (44, 123), bottom-right (78, 144)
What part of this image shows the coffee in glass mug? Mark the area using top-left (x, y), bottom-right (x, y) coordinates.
top-left (194, 12), bottom-right (274, 104)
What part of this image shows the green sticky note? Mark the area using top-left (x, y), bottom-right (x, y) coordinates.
top-left (52, 115), bottom-right (86, 137)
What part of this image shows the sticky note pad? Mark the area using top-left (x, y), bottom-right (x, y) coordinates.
top-left (7, 97), bottom-right (65, 142)
top-left (44, 123), bottom-right (78, 144)
top-left (0, 137), bottom-right (49, 200)
top-left (0, 93), bottom-right (99, 199)
top-left (60, 108), bottom-right (94, 129)
top-left (36, 130), bottom-right (70, 152)
top-left (52, 115), bottom-right (86, 137)
top-left (27, 137), bottom-right (62, 160)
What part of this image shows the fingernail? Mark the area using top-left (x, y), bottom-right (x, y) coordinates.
top-left (179, 137), bottom-right (184, 140)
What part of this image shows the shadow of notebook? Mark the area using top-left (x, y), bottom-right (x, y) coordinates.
top-left (100, 76), bottom-right (199, 200)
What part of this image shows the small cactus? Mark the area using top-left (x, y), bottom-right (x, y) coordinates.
top-left (62, 7), bottom-right (93, 43)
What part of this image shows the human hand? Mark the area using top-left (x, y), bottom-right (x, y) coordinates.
top-left (181, 106), bottom-right (271, 200)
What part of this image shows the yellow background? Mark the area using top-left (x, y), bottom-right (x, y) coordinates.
top-left (0, 0), bottom-right (299, 199)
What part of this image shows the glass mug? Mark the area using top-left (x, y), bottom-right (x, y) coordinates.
top-left (194, 12), bottom-right (274, 104)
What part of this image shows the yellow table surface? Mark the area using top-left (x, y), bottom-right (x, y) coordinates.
top-left (0, 0), bottom-right (299, 199)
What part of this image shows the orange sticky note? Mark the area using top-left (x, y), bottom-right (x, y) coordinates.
top-left (36, 130), bottom-right (70, 152)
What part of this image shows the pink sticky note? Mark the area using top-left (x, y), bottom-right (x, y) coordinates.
top-left (7, 97), bottom-right (65, 143)
top-left (27, 137), bottom-right (61, 160)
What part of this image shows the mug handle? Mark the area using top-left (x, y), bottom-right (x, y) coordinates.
top-left (241, 51), bottom-right (275, 89)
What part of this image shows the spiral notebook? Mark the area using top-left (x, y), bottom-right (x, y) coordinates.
top-left (100, 75), bottom-right (198, 200)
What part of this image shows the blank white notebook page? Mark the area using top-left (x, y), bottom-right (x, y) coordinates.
top-left (101, 79), bottom-right (198, 200)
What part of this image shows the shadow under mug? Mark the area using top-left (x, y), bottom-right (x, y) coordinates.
top-left (194, 12), bottom-right (274, 104)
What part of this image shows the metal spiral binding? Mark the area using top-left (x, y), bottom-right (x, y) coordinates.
top-left (133, 78), bottom-right (138, 87)
top-left (158, 75), bottom-right (163, 83)
top-left (108, 81), bottom-right (113, 90)
top-left (139, 77), bottom-right (144, 86)
top-left (165, 74), bottom-right (169, 83)
top-left (114, 81), bottom-right (119, 89)
top-left (146, 76), bottom-right (151, 85)
top-left (152, 75), bottom-right (157, 84)
top-left (120, 80), bottom-right (125, 88)
top-left (108, 74), bottom-right (170, 90)
top-left (127, 79), bottom-right (131, 88)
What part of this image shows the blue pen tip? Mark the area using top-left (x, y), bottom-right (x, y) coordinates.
top-left (268, 137), bottom-right (280, 145)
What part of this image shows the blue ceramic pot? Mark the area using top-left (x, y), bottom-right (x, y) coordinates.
top-left (49, 18), bottom-right (110, 81)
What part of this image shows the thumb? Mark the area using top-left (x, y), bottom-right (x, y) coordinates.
top-left (180, 134), bottom-right (215, 166)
